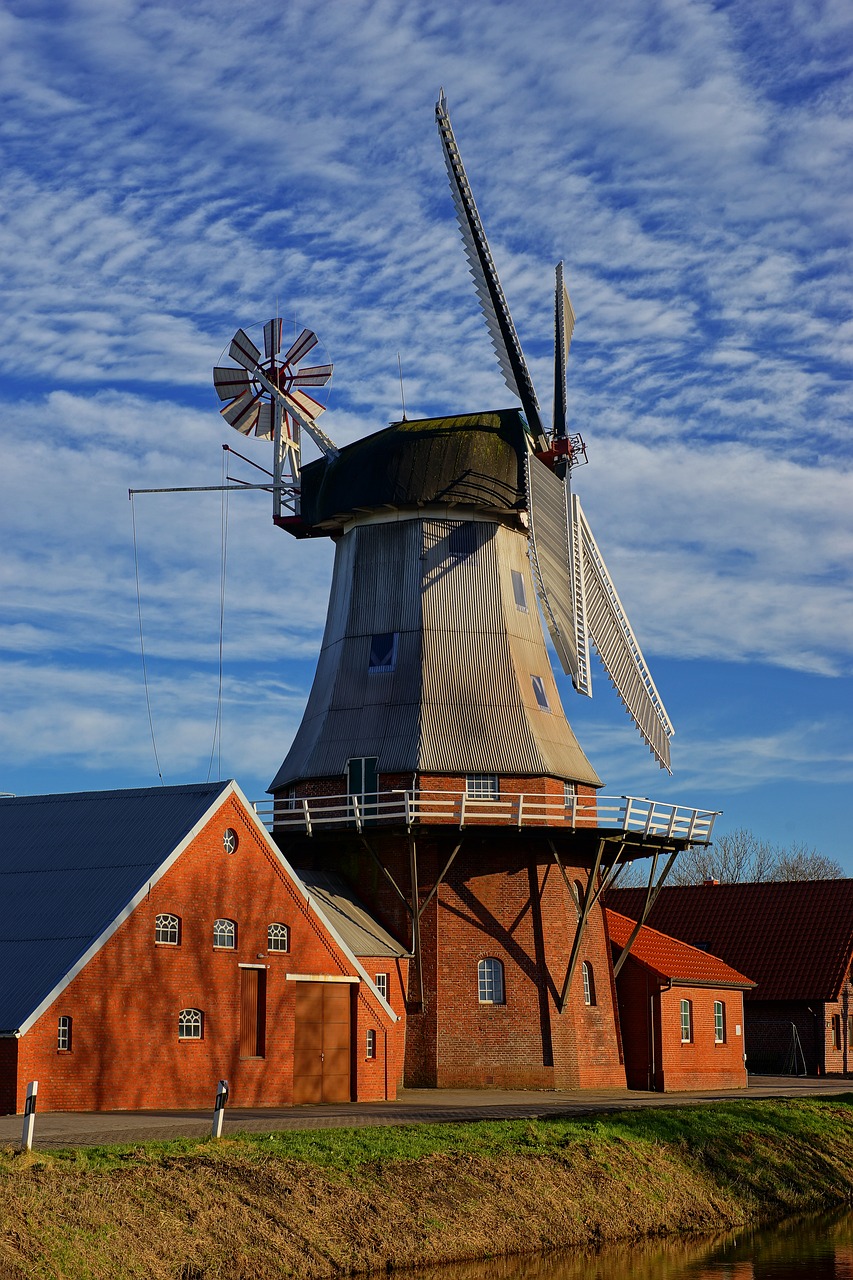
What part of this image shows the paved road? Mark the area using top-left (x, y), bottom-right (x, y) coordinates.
top-left (2, 1076), bottom-right (851, 1150)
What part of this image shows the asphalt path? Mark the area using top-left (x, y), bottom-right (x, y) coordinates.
top-left (2, 1076), bottom-right (851, 1150)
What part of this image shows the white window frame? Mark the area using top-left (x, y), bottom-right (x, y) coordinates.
top-left (57, 1015), bottom-right (72, 1052)
top-left (155, 913), bottom-right (180, 946)
top-left (714, 1000), bottom-right (725, 1044)
top-left (368, 632), bottom-right (398, 674)
top-left (213, 918), bottom-right (236, 949)
top-left (511, 569), bottom-right (528, 612)
top-left (179, 1008), bottom-right (203, 1040)
top-left (478, 957), bottom-right (505, 1005)
top-left (366, 1028), bottom-right (377, 1059)
top-left (680, 998), bottom-right (693, 1044)
top-left (374, 972), bottom-right (389, 1001)
top-left (582, 961), bottom-right (595, 1007)
top-left (268, 922), bottom-right (290, 953)
top-left (531, 675), bottom-right (551, 712)
top-left (466, 774), bottom-right (499, 800)
top-left (564, 781), bottom-right (576, 806)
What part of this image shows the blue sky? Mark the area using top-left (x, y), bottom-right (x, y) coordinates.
top-left (1, 0), bottom-right (851, 864)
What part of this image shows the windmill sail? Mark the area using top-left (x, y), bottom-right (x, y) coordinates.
top-left (553, 261), bottom-right (576, 438)
top-left (436, 91), bottom-right (547, 451)
top-left (525, 454), bottom-right (590, 694)
top-left (573, 494), bottom-right (674, 772)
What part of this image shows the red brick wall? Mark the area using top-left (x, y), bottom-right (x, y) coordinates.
top-left (656, 986), bottom-right (747, 1091)
top-left (281, 822), bottom-right (627, 1091)
top-left (14, 794), bottom-right (402, 1114)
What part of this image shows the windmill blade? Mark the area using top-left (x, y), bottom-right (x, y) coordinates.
top-left (293, 364), bottom-right (333, 387)
top-left (213, 366), bottom-right (251, 402)
top-left (254, 401), bottom-right (274, 440)
top-left (229, 329), bottom-right (262, 372)
top-left (435, 90), bottom-right (547, 450)
top-left (280, 389), bottom-right (339, 458)
top-left (264, 318), bottom-right (283, 359)
top-left (288, 387), bottom-right (327, 420)
top-left (525, 454), bottom-right (591, 694)
top-left (553, 261), bottom-right (576, 439)
top-left (220, 388), bottom-right (262, 435)
top-left (283, 328), bottom-right (318, 367)
top-left (573, 494), bottom-right (674, 772)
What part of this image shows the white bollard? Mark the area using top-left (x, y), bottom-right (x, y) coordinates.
top-left (21, 1080), bottom-right (38, 1151)
top-left (211, 1079), bottom-right (228, 1138)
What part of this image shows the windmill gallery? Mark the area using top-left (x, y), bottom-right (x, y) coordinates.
top-left (0, 96), bottom-right (754, 1115)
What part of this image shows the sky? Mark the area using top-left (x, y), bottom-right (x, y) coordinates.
top-left (0, 0), bottom-right (851, 865)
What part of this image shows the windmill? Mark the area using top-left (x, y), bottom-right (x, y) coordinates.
top-left (194, 92), bottom-right (718, 1095)
top-left (213, 318), bottom-right (337, 523)
top-left (435, 89), bottom-right (673, 771)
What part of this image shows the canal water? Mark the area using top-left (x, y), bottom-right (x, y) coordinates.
top-left (390, 1211), bottom-right (853, 1278)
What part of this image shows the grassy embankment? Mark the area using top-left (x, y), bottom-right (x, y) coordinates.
top-left (3, 1096), bottom-right (853, 1279)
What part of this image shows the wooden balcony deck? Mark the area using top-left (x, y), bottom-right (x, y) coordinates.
top-left (252, 792), bottom-right (718, 844)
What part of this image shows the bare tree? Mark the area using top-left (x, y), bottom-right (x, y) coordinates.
top-left (615, 829), bottom-right (843, 888)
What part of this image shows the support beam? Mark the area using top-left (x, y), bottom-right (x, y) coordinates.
top-left (409, 835), bottom-right (425, 1010)
top-left (358, 835), bottom-right (413, 918)
top-left (558, 838), bottom-right (606, 1013)
top-left (416, 839), bottom-right (464, 922)
top-left (612, 847), bottom-right (680, 978)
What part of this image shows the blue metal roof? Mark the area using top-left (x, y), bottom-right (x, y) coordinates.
top-left (0, 782), bottom-right (228, 1034)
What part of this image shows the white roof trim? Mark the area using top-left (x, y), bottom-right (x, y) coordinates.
top-left (16, 783), bottom-right (234, 1037)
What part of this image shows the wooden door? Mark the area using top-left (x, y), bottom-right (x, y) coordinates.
top-left (240, 967), bottom-right (266, 1058)
top-left (292, 982), bottom-right (351, 1104)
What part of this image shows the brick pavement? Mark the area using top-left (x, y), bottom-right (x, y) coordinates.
top-left (1, 1075), bottom-right (851, 1150)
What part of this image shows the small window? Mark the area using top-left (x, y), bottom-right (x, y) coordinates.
top-left (564, 781), bottom-right (576, 807)
top-left (369, 632), bottom-right (397, 673)
top-left (582, 961), bottom-right (596, 1007)
top-left (833, 1014), bottom-right (842, 1050)
top-left (848, 1017), bottom-right (853, 1049)
top-left (531, 675), bottom-right (551, 712)
top-left (179, 1008), bottom-right (203, 1040)
top-left (478, 957), bottom-right (505, 1005)
top-left (155, 913), bottom-right (180, 946)
top-left (714, 1000), bottom-right (726, 1044)
top-left (680, 999), bottom-right (693, 1044)
top-left (375, 973), bottom-right (389, 1001)
top-left (448, 523), bottom-right (477, 558)
top-left (573, 879), bottom-right (585, 907)
top-left (466, 774), bottom-right (499, 800)
top-left (511, 569), bottom-right (528, 612)
top-left (283, 786), bottom-right (298, 810)
top-left (366, 1029), bottom-right (377, 1059)
top-left (213, 918), bottom-right (236, 949)
top-left (57, 1015), bottom-right (72, 1053)
top-left (268, 922), bottom-right (289, 953)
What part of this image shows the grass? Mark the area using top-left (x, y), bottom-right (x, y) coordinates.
top-left (3, 1098), bottom-right (853, 1278)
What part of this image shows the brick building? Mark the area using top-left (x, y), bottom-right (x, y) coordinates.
top-left (608, 880), bottom-right (853, 1076)
top-left (606, 909), bottom-right (753, 1091)
top-left (0, 782), bottom-right (405, 1114)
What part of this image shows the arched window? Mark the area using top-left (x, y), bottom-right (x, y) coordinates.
top-left (155, 913), bottom-right (180, 945)
top-left (478, 957), bottom-right (505, 1005)
top-left (268, 922), bottom-right (289, 953)
top-left (178, 1008), bottom-right (203, 1040)
top-left (213, 918), bottom-right (236, 949)
top-left (573, 880), bottom-right (585, 908)
top-left (714, 1000), bottom-right (726, 1043)
top-left (582, 961), bottom-right (596, 1006)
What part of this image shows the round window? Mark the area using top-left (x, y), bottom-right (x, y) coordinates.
top-left (223, 828), bottom-right (238, 854)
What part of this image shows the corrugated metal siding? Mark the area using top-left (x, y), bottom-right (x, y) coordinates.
top-left (298, 868), bottom-right (407, 958)
top-left (0, 783), bottom-right (228, 1033)
top-left (271, 515), bottom-right (600, 788)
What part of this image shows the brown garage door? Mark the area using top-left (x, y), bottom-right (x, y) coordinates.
top-left (292, 982), bottom-right (352, 1104)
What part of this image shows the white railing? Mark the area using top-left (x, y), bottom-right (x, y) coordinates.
top-left (252, 791), bottom-right (718, 844)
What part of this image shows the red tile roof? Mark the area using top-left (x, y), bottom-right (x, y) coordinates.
top-left (606, 909), bottom-right (755, 988)
top-left (608, 880), bottom-right (853, 1002)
